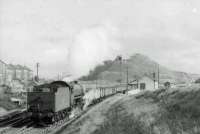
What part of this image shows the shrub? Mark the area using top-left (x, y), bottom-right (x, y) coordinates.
top-left (94, 105), bottom-right (155, 134)
top-left (154, 90), bottom-right (200, 133)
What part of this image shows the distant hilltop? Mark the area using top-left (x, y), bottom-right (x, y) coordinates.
top-left (79, 53), bottom-right (200, 84)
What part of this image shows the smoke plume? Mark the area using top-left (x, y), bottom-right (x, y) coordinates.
top-left (68, 22), bottom-right (122, 79)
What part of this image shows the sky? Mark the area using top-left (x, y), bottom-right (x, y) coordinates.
top-left (1, 0), bottom-right (200, 79)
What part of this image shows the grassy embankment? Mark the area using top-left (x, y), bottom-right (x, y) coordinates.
top-left (94, 85), bottom-right (200, 134)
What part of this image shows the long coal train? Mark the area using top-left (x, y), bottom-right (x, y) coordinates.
top-left (26, 80), bottom-right (126, 123)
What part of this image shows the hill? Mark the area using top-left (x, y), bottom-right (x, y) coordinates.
top-left (93, 86), bottom-right (200, 134)
top-left (59, 85), bottom-right (200, 134)
top-left (80, 53), bottom-right (200, 84)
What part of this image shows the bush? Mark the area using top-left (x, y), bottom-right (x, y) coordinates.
top-left (135, 88), bottom-right (200, 133)
top-left (153, 90), bottom-right (200, 133)
top-left (195, 78), bottom-right (200, 83)
top-left (94, 105), bottom-right (154, 134)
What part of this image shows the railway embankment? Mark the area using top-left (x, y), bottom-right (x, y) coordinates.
top-left (59, 94), bottom-right (125, 134)
top-left (60, 85), bottom-right (200, 134)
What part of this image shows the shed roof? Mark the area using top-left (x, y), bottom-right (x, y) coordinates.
top-left (0, 60), bottom-right (6, 65)
top-left (7, 64), bottom-right (32, 71)
top-left (129, 76), bottom-right (157, 84)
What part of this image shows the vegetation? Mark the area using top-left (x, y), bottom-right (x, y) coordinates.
top-left (79, 53), bottom-right (197, 84)
top-left (137, 88), bottom-right (200, 134)
top-left (79, 60), bottom-right (114, 81)
top-left (164, 81), bottom-right (171, 89)
top-left (94, 87), bottom-right (200, 134)
top-left (195, 78), bottom-right (200, 83)
top-left (94, 105), bottom-right (154, 134)
top-left (157, 90), bottom-right (200, 133)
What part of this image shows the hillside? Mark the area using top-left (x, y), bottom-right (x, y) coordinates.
top-left (93, 86), bottom-right (200, 134)
top-left (60, 85), bottom-right (200, 134)
top-left (80, 53), bottom-right (200, 84)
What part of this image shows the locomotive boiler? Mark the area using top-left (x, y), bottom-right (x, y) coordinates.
top-left (71, 81), bottom-right (84, 107)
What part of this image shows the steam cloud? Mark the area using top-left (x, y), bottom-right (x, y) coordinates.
top-left (68, 22), bottom-right (122, 79)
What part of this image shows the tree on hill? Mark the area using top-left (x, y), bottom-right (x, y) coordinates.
top-left (79, 53), bottom-right (197, 84)
top-left (79, 59), bottom-right (114, 81)
top-left (195, 78), bottom-right (200, 83)
top-left (164, 82), bottom-right (171, 89)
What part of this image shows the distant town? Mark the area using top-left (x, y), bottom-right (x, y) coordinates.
top-left (0, 60), bottom-right (33, 93)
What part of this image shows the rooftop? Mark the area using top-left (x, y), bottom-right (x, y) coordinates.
top-left (0, 60), bottom-right (6, 65)
top-left (7, 64), bottom-right (32, 71)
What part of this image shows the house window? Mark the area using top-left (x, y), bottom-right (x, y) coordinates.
top-left (140, 83), bottom-right (146, 90)
top-left (133, 84), bottom-right (138, 89)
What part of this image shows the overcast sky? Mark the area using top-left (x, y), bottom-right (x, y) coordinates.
top-left (1, 0), bottom-right (200, 79)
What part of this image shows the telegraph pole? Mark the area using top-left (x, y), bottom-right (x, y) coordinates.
top-left (153, 72), bottom-right (156, 89)
top-left (158, 64), bottom-right (160, 88)
top-left (96, 79), bottom-right (98, 89)
top-left (126, 65), bottom-right (129, 92)
top-left (36, 62), bottom-right (39, 81)
top-left (120, 56), bottom-right (122, 85)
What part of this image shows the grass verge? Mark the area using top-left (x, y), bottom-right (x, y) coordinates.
top-left (93, 104), bottom-right (154, 134)
top-left (141, 88), bottom-right (200, 134)
top-left (93, 87), bottom-right (200, 134)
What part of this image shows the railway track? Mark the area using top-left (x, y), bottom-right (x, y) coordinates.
top-left (0, 110), bottom-right (31, 134)
top-left (1, 100), bottom-right (101, 134)
top-left (0, 94), bottom-right (118, 134)
top-left (48, 97), bottom-right (110, 134)
top-left (0, 107), bottom-right (86, 134)
top-left (11, 121), bottom-right (35, 134)
top-left (0, 109), bottom-right (72, 134)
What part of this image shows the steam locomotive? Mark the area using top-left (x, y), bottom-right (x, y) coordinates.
top-left (27, 81), bottom-right (84, 123)
top-left (27, 80), bottom-right (126, 123)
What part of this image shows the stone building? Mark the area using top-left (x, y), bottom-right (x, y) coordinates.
top-left (129, 76), bottom-right (158, 91)
top-left (0, 60), bottom-right (33, 93)
top-left (0, 60), bottom-right (7, 85)
top-left (6, 64), bottom-right (33, 83)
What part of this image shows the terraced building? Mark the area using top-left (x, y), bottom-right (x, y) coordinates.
top-left (0, 60), bottom-right (7, 85)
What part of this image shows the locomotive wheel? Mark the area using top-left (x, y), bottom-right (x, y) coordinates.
top-left (51, 115), bottom-right (57, 123)
top-left (57, 114), bottom-right (62, 121)
top-left (43, 117), bottom-right (52, 124)
top-left (51, 116), bottom-right (55, 123)
top-left (60, 112), bottom-right (64, 119)
top-left (55, 115), bottom-right (59, 122)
